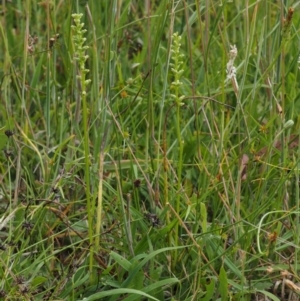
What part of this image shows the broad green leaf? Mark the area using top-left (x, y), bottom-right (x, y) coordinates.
top-left (123, 278), bottom-right (179, 301)
top-left (78, 288), bottom-right (160, 301)
top-left (256, 290), bottom-right (281, 301)
top-left (109, 246), bottom-right (187, 301)
top-left (121, 246), bottom-right (186, 288)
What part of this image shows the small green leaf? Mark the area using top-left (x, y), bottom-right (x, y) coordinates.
top-left (0, 134), bottom-right (8, 149)
top-left (200, 278), bottom-right (215, 301)
top-left (110, 251), bottom-right (132, 271)
top-left (219, 266), bottom-right (228, 301)
top-left (31, 276), bottom-right (48, 287)
top-left (200, 202), bottom-right (207, 233)
top-left (254, 281), bottom-right (273, 290)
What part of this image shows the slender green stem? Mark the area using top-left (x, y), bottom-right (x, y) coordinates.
top-left (174, 94), bottom-right (183, 266)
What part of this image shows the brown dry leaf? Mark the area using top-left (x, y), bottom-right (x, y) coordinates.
top-left (276, 102), bottom-right (283, 115)
top-left (241, 154), bottom-right (249, 181)
top-left (284, 279), bottom-right (300, 293)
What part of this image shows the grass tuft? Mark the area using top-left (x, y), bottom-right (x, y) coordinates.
top-left (1, 1), bottom-right (300, 300)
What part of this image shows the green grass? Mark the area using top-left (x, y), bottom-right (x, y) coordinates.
top-left (1, 0), bottom-right (300, 300)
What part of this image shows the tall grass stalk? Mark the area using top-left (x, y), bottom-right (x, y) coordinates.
top-left (71, 13), bottom-right (93, 274)
top-left (85, 2), bottom-right (103, 261)
top-left (45, 1), bottom-right (52, 149)
top-left (170, 32), bottom-right (185, 267)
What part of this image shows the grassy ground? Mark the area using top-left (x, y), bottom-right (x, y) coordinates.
top-left (0, 0), bottom-right (300, 300)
